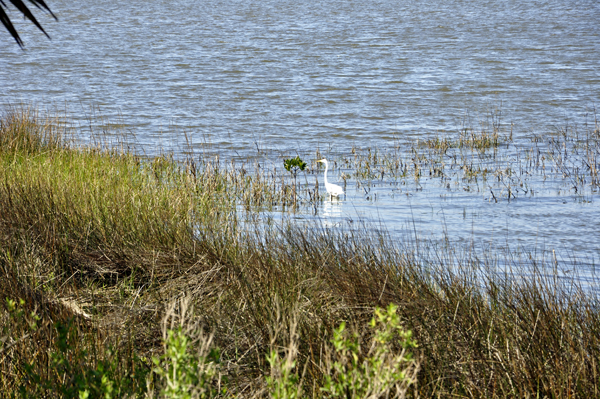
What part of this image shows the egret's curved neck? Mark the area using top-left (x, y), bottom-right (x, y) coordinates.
top-left (323, 162), bottom-right (329, 186)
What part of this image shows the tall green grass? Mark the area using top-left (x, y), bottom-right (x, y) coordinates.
top-left (0, 106), bottom-right (598, 398)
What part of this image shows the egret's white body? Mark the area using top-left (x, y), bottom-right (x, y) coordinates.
top-left (317, 159), bottom-right (344, 198)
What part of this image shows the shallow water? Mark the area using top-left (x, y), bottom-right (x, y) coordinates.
top-left (255, 148), bottom-right (600, 287)
top-left (2, 0), bottom-right (599, 282)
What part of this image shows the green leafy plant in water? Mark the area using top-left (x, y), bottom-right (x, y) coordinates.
top-left (283, 156), bottom-right (307, 174)
top-left (321, 303), bottom-right (419, 399)
top-left (283, 156), bottom-right (307, 207)
top-left (151, 327), bottom-right (223, 399)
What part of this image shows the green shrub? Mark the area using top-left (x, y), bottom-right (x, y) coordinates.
top-left (4, 298), bottom-right (148, 399)
top-left (321, 304), bottom-right (419, 399)
top-left (151, 328), bottom-right (224, 399)
top-left (266, 343), bottom-right (303, 399)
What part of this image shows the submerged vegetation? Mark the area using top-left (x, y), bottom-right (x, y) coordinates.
top-left (0, 106), bottom-right (599, 398)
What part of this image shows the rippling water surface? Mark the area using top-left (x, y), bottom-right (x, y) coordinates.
top-left (2, 0), bottom-right (600, 281)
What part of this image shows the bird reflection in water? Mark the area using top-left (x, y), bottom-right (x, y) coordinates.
top-left (321, 197), bottom-right (343, 228)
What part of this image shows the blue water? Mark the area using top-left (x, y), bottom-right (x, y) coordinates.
top-left (2, 0), bottom-right (599, 285)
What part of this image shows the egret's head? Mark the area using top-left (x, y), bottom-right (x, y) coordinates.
top-left (317, 159), bottom-right (327, 164)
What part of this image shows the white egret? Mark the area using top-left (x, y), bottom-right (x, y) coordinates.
top-left (317, 159), bottom-right (344, 198)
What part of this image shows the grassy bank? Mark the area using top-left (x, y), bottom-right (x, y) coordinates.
top-left (0, 107), bottom-right (598, 398)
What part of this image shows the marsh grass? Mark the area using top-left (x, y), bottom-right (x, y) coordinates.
top-left (335, 108), bottom-right (599, 203)
top-left (0, 106), bottom-right (599, 398)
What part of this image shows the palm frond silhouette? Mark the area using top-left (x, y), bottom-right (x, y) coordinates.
top-left (1, 0), bottom-right (57, 47)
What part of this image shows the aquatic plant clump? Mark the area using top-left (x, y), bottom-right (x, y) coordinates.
top-left (0, 106), bottom-right (599, 398)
